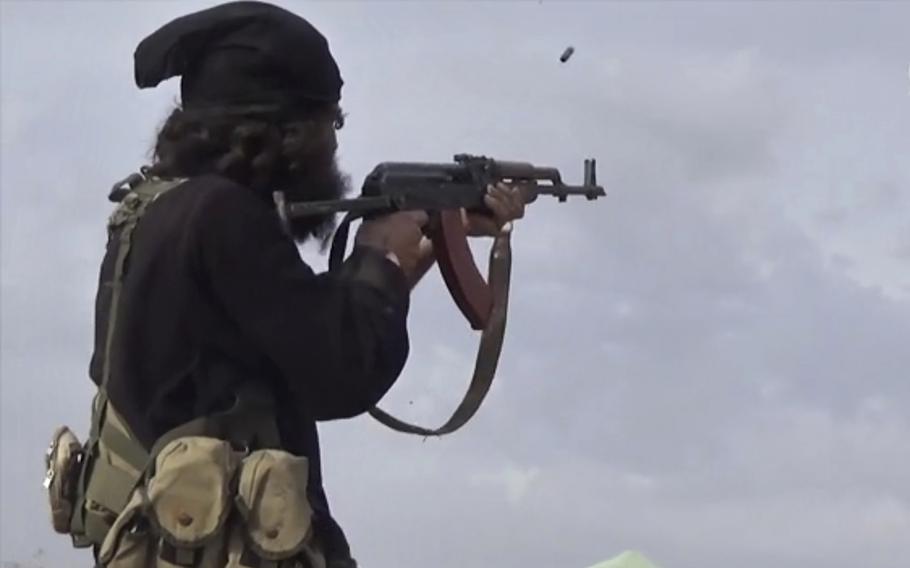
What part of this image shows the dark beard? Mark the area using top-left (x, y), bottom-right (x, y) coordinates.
top-left (276, 154), bottom-right (351, 247)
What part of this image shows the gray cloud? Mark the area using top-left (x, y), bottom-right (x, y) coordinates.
top-left (2, 1), bottom-right (909, 568)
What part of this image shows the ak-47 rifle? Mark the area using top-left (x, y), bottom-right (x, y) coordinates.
top-left (273, 153), bottom-right (606, 437)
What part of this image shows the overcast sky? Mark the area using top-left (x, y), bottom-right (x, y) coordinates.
top-left (1, 1), bottom-right (909, 567)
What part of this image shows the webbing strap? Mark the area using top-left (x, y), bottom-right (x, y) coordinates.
top-left (99, 416), bottom-right (148, 473)
top-left (90, 178), bottom-right (186, 442)
top-left (367, 231), bottom-right (512, 436)
top-left (83, 459), bottom-right (137, 514)
top-left (72, 177), bottom-right (285, 550)
top-left (71, 178), bottom-right (184, 547)
top-left (101, 179), bottom-right (185, 392)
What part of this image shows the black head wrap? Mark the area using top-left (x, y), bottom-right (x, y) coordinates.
top-left (134, 1), bottom-right (343, 110)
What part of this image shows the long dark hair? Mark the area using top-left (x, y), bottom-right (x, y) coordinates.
top-left (145, 102), bottom-right (349, 244)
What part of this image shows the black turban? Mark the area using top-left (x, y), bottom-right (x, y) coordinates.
top-left (134, 1), bottom-right (343, 110)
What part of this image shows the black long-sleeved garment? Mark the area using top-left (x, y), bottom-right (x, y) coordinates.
top-left (88, 174), bottom-right (411, 561)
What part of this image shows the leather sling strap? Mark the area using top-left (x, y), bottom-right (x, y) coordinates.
top-left (367, 231), bottom-right (512, 436)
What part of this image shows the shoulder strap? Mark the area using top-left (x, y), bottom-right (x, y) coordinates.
top-left (90, 178), bottom-right (186, 448)
top-left (101, 178), bottom-right (186, 391)
top-left (71, 177), bottom-right (184, 547)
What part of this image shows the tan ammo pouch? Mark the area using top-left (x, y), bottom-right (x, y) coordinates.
top-left (98, 436), bottom-right (325, 568)
top-left (44, 426), bottom-right (85, 534)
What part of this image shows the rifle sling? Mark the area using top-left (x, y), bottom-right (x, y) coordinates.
top-left (367, 231), bottom-right (511, 436)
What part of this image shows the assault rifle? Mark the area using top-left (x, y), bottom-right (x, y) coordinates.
top-left (275, 153), bottom-right (604, 224)
top-left (273, 153), bottom-right (605, 329)
top-left (273, 153), bottom-right (606, 437)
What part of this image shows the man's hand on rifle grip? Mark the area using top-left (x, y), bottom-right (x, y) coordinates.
top-left (354, 210), bottom-right (429, 281)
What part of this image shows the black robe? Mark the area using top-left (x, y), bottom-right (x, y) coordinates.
top-left (88, 173), bottom-right (411, 561)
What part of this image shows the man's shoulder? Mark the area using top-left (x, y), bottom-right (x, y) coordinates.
top-left (172, 174), bottom-right (275, 222)
top-left (178, 174), bottom-right (260, 203)
top-left (167, 174), bottom-right (288, 249)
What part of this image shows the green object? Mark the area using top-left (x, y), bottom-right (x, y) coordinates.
top-left (585, 550), bottom-right (662, 568)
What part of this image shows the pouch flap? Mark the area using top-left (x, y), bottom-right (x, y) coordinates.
top-left (97, 488), bottom-right (148, 565)
top-left (147, 436), bottom-right (240, 548)
top-left (236, 449), bottom-right (313, 560)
